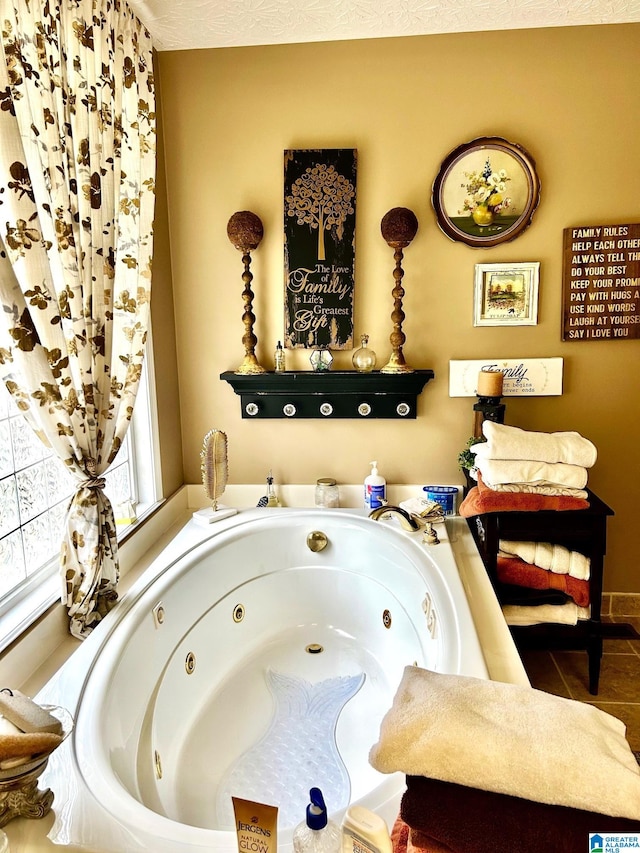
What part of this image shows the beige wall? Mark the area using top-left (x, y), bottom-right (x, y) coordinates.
top-left (156, 24), bottom-right (640, 591)
top-left (150, 61), bottom-right (184, 498)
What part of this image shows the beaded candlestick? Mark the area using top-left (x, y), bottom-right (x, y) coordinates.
top-left (227, 211), bottom-right (266, 375)
top-left (380, 207), bottom-right (418, 374)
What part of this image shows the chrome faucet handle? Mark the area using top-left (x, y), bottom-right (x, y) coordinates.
top-left (423, 522), bottom-right (440, 545)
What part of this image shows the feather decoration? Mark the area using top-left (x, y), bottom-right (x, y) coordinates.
top-left (200, 429), bottom-right (228, 511)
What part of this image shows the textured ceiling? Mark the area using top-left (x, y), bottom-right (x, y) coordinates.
top-left (129, 0), bottom-right (640, 52)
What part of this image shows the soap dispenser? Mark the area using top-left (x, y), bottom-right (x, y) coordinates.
top-left (293, 788), bottom-right (341, 853)
top-left (364, 461), bottom-right (386, 510)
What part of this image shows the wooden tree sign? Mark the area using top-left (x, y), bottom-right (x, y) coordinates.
top-left (284, 149), bottom-right (357, 349)
top-left (562, 223), bottom-right (640, 340)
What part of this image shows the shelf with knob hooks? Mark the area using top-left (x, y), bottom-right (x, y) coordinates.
top-left (220, 370), bottom-right (434, 419)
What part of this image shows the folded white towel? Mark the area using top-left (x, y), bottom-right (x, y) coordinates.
top-left (369, 666), bottom-right (640, 819)
top-left (477, 458), bottom-right (589, 490)
top-left (502, 602), bottom-right (591, 625)
top-left (500, 539), bottom-right (590, 580)
top-left (489, 482), bottom-right (588, 499)
top-left (471, 422), bottom-right (597, 467)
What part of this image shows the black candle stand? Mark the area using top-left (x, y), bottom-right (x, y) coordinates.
top-left (473, 395), bottom-right (505, 438)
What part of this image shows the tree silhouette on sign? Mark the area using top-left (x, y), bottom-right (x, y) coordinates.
top-left (285, 163), bottom-right (355, 261)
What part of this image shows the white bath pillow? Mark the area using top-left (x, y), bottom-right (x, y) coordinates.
top-left (369, 665), bottom-right (640, 820)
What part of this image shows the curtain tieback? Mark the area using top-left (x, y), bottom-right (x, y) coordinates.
top-left (79, 476), bottom-right (106, 490)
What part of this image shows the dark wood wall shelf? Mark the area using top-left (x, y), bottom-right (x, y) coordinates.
top-left (220, 369), bottom-right (434, 419)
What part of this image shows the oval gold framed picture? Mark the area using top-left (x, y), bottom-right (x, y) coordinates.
top-left (432, 136), bottom-right (541, 248)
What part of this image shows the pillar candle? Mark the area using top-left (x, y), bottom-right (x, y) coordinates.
top-left (477, 369), bottom-right (504, 397)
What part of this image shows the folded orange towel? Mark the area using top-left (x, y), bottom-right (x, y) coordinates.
top-left (459, 473), bottom-right (589, 516)
top-left (409, 829), bottom-right (456, 853)
top-left (401, 775), bottom-right (640, 853)
top-left (391, 815), bottom-right (409, 853)
top-left (392, 817), bottom-right (454, 853)
top-left (496, 555), bottom-right (590, 607)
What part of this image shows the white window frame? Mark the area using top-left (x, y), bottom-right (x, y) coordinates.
top-left (0, 333), bottom-right (161, 651)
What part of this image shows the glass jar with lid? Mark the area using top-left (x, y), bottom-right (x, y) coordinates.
top-left (315, 478), bottom-right (340, 508)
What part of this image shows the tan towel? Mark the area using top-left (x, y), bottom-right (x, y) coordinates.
top-left (477, 458), bottom-right (589, 490)
top-left (488, 481), bottom-right (588, 499)
top-left (369, 666), bottom-right (640, 820)
top-left (500, 539), bottom-right (590, 580)
top-left (501, 601), bottom-right (591, 625)
top-left (471, 422), bottom-right (597, 467)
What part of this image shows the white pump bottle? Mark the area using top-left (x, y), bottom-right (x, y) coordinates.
top-left (364, 461), bottom-right (386, 510)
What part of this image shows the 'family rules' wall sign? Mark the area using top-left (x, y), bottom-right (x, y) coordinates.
top-left (562, 223), bottom-right (640, 340)
top-left (284, 149), bottom-right (357, 350)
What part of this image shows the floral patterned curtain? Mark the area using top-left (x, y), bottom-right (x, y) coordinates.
top-left (0, 0), bottom-right (155, 638)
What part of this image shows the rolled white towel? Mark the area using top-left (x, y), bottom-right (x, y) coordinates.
top-left (502, 602), bottom-right (591, 626)
top-left (569, 550), bottom-right (590, 579)
top-left (552, 545), bottom-right (570, 575)
top-left (477, 458), bottom-right (588, 490)
top-left (471, 422), bottom-right (597, 467)
top-left (500, 539), bottom-right (590, 580)
top-left (504, 539), bottom-right (549, 567)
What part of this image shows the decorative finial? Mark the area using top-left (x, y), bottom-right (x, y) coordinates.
top-left (380, 207), bottom-right (418, 248)
top-left (227, 210), bottom-right (264, 251)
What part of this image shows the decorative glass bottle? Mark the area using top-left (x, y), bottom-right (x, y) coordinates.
top-left (352, 334), bottom-right (377, 373)
top-left (274, 341), bottom-right (286, 373)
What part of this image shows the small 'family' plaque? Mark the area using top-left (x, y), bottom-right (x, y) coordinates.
top-left (449, 358), bottom-right (563, 397)
top-left (284, 149), bottom-right (357, 350)
top-left (562, 223), bottom-right (640, 340)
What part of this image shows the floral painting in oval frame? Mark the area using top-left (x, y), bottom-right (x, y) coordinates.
top-left (432, 136), bottom-right (541, 248)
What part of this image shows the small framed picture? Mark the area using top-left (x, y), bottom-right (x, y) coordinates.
top-left (473, 262), bottom-right (540, 326)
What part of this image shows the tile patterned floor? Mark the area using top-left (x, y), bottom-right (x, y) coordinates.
top-left (520, 611), bottom-right (640, 752)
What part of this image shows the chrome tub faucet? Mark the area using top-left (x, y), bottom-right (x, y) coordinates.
top-left (368, 505), bottom-right (420, 531)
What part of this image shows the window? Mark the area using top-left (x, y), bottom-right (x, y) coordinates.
top-left (0, 343), bottom-right (159, 648)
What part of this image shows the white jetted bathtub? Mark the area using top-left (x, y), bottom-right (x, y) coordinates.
top-left (37, 508), bottom-right (492, 853)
